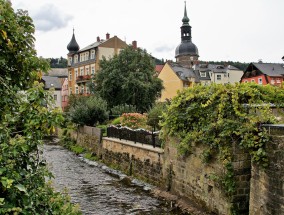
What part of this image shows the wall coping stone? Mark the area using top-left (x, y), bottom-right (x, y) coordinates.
top-left (262, 124), bottom-right (284, 135)
top-left (103, 137), bottom-right (164, 154)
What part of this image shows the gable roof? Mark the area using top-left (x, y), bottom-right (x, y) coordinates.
top-left (42, 76), bottom-right (62, 90)
top-left (252, 63), bottom-right (284, 77)
top-left (169, 62), bottom-right (200, 82)
top-left (79, 41), bottom-right (103, 53)
top-left (46, 68), bottom-right (68, 77)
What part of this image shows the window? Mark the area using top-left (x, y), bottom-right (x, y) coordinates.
top-left (80, 68), bottom-right (84, 76)
top-left (258, 78), bottom-right (263, 85)
top-left (80, 85), bottom-right (84, 94)
top-left (244, 80), bottom-right (248, 83)
top-left (68, 57), bottom-right (72, 66)
top-left (251, 79), bottom-right (255, 83)
top-left (53, 95), bottom-right (57, 101)
top-left (91, 50), bottom-right (95, 59)
top-left (200, 72), bottom-right (206, 77)
top-left (69, 71), bottom-right (72, 81)
top-left (69, 87), bottom-right (72, 95)
top-left (75, 86), bottom-right (79, 94)
top-left (86, 86), bottom-right (89, 94)
top-left (85, 52), bottom-right (89, 61)
top-left (86, 66), bottom-right (90, 75)
top-left (80, 54), bottom-right (84, 62)
top-left (224, 73), bottom-right (227, 78)
top-left (217, 74), bottom-right (221, 80)
top-left (75, 68), bottom-right (78, 78)
top-left (91, 66), bottom-right (95, 75)
top-left (74, 55), bottom-right (78, 63)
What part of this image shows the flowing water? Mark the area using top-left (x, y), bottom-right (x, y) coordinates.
top-left (43, 144), bottom-right (187, 215)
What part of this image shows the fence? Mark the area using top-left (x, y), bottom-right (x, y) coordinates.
top-left (106, 126), bottom-right (161, 148)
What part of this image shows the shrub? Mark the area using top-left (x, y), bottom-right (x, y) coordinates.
top-left (111, 117), bottom-right (121, 125)
top-left (147, 102), bottom-right (167, 130)
top-left (67, 95), bottom-right (109, 126)
top-left (110, 104), bottom-right (137, 117)
top-left (120, 113), bottom-right (147, 129)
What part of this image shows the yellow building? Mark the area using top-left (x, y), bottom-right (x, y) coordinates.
top-left (158, 62), bottom-right (197, 101)
top-left (66, 31), bottom-right (129, 95)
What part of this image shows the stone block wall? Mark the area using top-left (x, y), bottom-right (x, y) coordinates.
top-left (162, 139), bottom-right (251, 215)
top-left (102, 138), bottom-right (164, 186)
top-left (249, 125), bottom-right (284, 215)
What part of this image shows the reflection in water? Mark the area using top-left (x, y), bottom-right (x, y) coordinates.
top-left (43, 144), bottom-right (187, 215)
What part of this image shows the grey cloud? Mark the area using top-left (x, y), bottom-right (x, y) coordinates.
top-left (154, 45), bottom-right (175, 53)
top-left (32, 4), bottom-right (73, 32)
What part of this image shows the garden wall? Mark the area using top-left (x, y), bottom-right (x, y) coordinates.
top-left (70, 125), bottom-right (284, 215)
top-left (162, 139), bottom-right (251, 215)
top-left (249, 125), bottom-right (284, 215)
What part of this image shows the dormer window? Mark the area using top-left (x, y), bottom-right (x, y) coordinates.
top-left (200, 71), bottom-right (206, 77)
top-left (91, 50), bottom-right (95, 59)
top-left (74, 55), bottom-right (78, 63)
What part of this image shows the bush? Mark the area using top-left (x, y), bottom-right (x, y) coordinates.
top-left (120, 113), bottom-right (148, 129)
top-left (147, 102), bottom-right (167, 130)
top-left (110, 104), bottom-right (137, 117)
top-left (111, 117), bottom-right (121, 125)
top-left (67, 95), bottom-right (109, 126)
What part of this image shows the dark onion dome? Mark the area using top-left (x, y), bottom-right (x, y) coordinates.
top-left (175, 41), bottom-right (199, 57)
top-left (67, 29), bottom-right (79, 53)
top-left (175, 2), bottom-right (199, 58)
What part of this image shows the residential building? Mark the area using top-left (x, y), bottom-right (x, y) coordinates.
top-left (61, 78), bottom-right (69, 111)
top-left (41, 76), bottom-right (62, 109)
top-left (67, 30), bottom-right (128, 96)
top-left (240, 62), bottom-right (284, 86)
top-left (193, 64), bottom-right (243, 85)
top-left (159, 62), bottom-right (198, 101)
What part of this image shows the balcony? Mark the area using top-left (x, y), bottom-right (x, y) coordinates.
top-left (76, 75), bottom-right (91, 84)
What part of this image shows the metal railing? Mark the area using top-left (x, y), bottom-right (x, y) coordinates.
top-left (106, 125), bottom-right (161, 148)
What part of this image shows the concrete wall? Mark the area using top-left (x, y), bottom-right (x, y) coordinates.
top-left (249, 125), bottom-right (284, 215)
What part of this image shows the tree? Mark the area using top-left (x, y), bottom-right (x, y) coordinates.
top-left (94, 46), bottom-right (164, 112)
top-left (0, 1), bottom-right (80, 213)
top-left (67, 94), bottom-right (109, 126)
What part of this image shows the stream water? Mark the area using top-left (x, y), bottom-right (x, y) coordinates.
top-left (43, 144), bottom-right (188, 215)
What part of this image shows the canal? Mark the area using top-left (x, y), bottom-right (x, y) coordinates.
top-left (43, 144), bottom-right (187, 215)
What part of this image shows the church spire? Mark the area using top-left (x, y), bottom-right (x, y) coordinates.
top-left (182, 1), bottom-right (189, 26)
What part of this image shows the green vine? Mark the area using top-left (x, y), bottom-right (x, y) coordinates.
top-left (161, 83), bottom-right (284, 212)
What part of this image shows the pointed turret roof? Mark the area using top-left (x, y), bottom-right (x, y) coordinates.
top-left (67, 28), bottom-right (79, 53)
top-left (182, 1), bottom-right (189, 26)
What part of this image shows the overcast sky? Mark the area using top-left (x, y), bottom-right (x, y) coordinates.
top-left (12, 0), bottom-right (284, 63)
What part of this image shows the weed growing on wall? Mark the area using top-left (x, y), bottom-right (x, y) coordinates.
top-left (161, 83), bottom-right (284, 198)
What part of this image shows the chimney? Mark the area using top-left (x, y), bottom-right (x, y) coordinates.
top-left (97, 36), bottom-right (100, 42)
top-left (106, 33), bottom-right (110, 40)
top-left (132, 40), bottom-right (137, 49)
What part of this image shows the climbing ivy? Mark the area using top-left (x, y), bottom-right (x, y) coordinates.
top-left (161, 83), bottom-right (284, 197)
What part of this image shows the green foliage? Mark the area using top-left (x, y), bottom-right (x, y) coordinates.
top-left (0, 1), bottom-right (80, 213)
top-left (67, 94), bottom-right (109, 126)
top-left (161, 83), bottom-right (284, 197)
top-left (48, 57), bottom-right (67, 68)
top-left (121, 113), bottom-right (148, 129)
top-left (84, 153), bottom-right (98, 161)
top-left (96, 124), bottom-right (107, 137)
top-left (94, 46), bottom-right (164, 112)
top-left (110, 104), bottom-right (137, 117)
top-left (70, 145), bottom-right (85, 155)
top-left (147, 102), bottom-right (168, 130)
top-left (111, 117), bottom-right (121, 125)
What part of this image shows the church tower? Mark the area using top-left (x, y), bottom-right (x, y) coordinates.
top-left (175, 1), bottom-right (199, 68)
